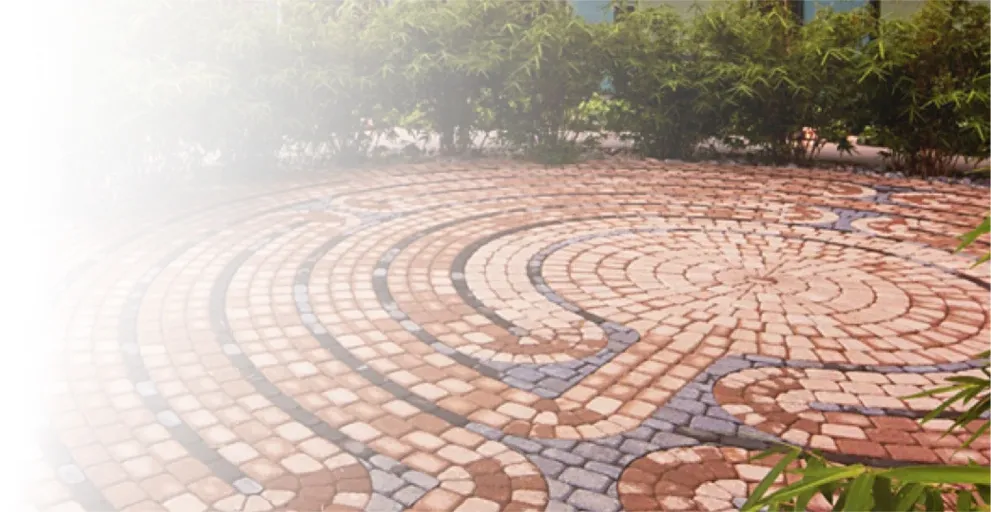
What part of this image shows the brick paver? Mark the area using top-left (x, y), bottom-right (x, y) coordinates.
top-left (40, 160), bottom-right (989, 511)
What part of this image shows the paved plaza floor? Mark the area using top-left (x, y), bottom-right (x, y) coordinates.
top-left (38, 160), bottom-right (990, 511)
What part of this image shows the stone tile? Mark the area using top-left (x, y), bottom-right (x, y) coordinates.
top-left (559, 467), bottom-right (611, 493)
top-left (568, 489), bottom-right (621, 512)
top-left (41, 162), bottom-right (990, 512)
top-left (162, 493), bottom-right (208, 512)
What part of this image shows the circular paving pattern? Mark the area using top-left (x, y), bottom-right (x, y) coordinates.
top-left (38, 160), bottom-right (990, 511)
top-left (617, 445), bottom-right (834, 512)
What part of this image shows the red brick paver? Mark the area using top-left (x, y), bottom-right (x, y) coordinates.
top-left (40, 160), bottom-right (990, 511)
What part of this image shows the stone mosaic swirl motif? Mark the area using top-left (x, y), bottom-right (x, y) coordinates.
top-left (38, 160), bottom-right (989, 511)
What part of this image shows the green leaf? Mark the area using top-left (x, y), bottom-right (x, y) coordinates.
top-left (873, 475), bottom-right (896, 510)
top-left (946, 376), bottom-right (991, 386)
top-left (755, 466), bottom-right (867, 509)
top-left (795, 456), bottom-right (828, 510)
top-left (962, 422), bottom-right (990, 449)
top-left (749, 445), bottom-right (794, 462)
top-left (882, 465), bottom-right (991, 486)
top-left (841, 472), bottom-right (875, 511)
top-left (957, 489), bottom-right (975, 511)
top-left (913, 387), bottom-right (970, 426)
top-left (741, 448), bottom-right (801, 511)
top-left (976, 484), bottom-right (990, 505)
top-left (958, 217), bottom-right (991, 252)
top-left (893, 483), bottom-right (926, 511)
top-left (925, 486), bottom-right (946, 512)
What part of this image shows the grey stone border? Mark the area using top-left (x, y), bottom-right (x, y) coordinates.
top-left (118, 239), bottom-right (251, 486)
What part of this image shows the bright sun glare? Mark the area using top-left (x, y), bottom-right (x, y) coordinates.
top-left (2, 3), bottom-right (63, 507)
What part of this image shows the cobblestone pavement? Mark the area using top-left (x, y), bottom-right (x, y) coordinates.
top-left (38, 160), bottom-right (990, 511)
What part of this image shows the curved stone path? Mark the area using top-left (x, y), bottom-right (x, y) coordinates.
top-left (37, 160), bottom-right (990, 511)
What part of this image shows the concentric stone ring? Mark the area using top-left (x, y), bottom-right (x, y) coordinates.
top-left (40, 160), bottom-right (989, 511)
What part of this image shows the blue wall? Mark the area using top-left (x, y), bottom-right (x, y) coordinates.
top-left (569, 1), bottom-right (872, 24)
top-left (572, 1), bottom-right (614, 23)
top-left (803, 0), bottom-right (869, 22)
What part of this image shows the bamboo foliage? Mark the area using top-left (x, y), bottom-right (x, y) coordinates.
top-left (691, 0), bottom-right (874, 163)
top-left (742, 447), bottom-right (990, 512)
top-left (856, 0), bottom-right (991, 176)
top-left (601, 3), bottom-right (718, 159)
top-left (275, 0), bottom-right (400, 163)
top-left (380, 0), bottom-right (506, 153)
top-left (65, 0), bottom-right (990, 181)
top-left (491, 1), bottom-right (608, 157)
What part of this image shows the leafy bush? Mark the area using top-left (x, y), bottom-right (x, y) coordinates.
top-left (65, 0), bottom-right (991, 181)
top-left (276, 0), bottom-right (402, 164)
top-left (488, 1), bottom-right (608, 160)
top-left (692, 0), bottom-right (874, 163)
top-left (381, 0), bottom-right (510, 155)
top-left (68, 0), bottom-right (283, 186)
top-left (602, 3), bottom-right (719, 159)
top-left (857, 0), bottom-right (991, 176)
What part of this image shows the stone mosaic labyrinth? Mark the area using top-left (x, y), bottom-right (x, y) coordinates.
top-left (38, 161), bottom-right (990, 511)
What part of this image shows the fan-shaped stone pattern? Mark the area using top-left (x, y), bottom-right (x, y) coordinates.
top-left (37, 160), bottom-right (990, 511)
top-left (617, 445), bottom-right (835, 512)
top-left (713, 366), bottom-right (991, 465)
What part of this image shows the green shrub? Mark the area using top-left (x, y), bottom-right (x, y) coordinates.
top-left (858, 0), bottom-right (991, 176)
top-left (68, 1), bottom-right (283, 184)
top-left (277, 0), bottom-right (401, 164)
top-left (602, 3), bottom-right (718, 159)
top-left (487, 1), bottom-right (608, 159)
top-left (692, 1), bottom-right (874, 163)
top-left (65, 0), bottom-right (991, 179)
top-left (381, 0), bottom-right (509, 155)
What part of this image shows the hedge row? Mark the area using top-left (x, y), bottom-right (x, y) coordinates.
top-left (68, 0), bottom-right (989, 186)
